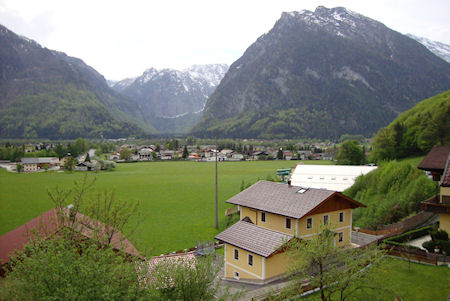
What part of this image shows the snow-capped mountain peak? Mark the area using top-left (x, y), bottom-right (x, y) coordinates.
top-left (407, 34), bottom-right (450, 63)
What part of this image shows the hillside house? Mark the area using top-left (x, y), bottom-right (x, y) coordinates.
top-left (215, 180), bottom-right (365, 284)
top-left (420, 146), bottom-right (450, 233)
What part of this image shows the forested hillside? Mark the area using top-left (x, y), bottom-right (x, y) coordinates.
top-left (0, 24), bottom-right (146, 139)
top-left (345, 160), bottom-right (437, 229)
top-left (370, 90), bottom-right (450, 162)
top-left (192, 7), bottom-right (450, 139)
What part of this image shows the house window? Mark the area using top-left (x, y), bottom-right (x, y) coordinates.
top-left (306, 217), bottom-right (313, 229)
top-left (248, 254), bottom-right (253, 266)
top-left (234, 271), bottom-right (240, 279)
top-left (261, 212), bottom-right (266, 222)
top-left (323, 215), bottom-right (329, 225)
top-left (286, 217), bottom-right (291, 229)
top-left (234, 249), bottom-right (239, 260)
top-left (339, 212), bottom-right (344, 223)
top-left (338, 232), bottom-right (344, 242)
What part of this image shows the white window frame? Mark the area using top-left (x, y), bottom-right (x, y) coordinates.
top-left (285, 217), bottom-right (292, 229)
top-left (248, 254), bottom-right (253, 266)
top-left (234, 248), bottom-right (239, 260)
top-left (306, 217), bottom-right (313, 229)
top-left (339, 211), bottom-right (344, 223)
top-left (323, 214), bottom-right (329, 225)
top-left (261, 211), bottom-right (266, 222)
top-left (233, 271), bottom-right (240, 280)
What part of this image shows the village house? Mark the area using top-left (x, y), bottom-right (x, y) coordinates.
top-left (74, 161), bottom-right (96, 171)
top-left (138, 148), bottom-right (153, 160)
top-left (160, 150), bottom-right (174, 160)
top-left (215, 180), bottom-right (365, 284)
top-left (20, 157), bottom-right (60, 172)
top-left (420, 146), bottom-right (450, 234)
top-left (109, 153), bottom-right (120, 161)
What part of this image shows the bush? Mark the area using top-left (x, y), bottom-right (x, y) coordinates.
top-left (430, 229), bottom-right (449, 241)
top-left (384, 226), bottom-right (433, 244)
top-left (422, 240), bottom-right (450, 254)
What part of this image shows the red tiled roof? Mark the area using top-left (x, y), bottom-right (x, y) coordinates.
top-left (418, 146), bottom-right (450, 173)
top-left (0, 208), bottom-right (140, 265)
top-left (0, 209), bottom-right (59, 264)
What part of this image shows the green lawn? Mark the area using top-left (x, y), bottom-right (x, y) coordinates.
top-left (302, 258), bottom-right (449, 300)
top-left (0, 160), bottom-right (332, 256)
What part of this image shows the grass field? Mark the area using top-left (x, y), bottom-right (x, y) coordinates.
top-left (303, 258), bottom-right (449, 300)
top-left (0, 160), bottom-right (332, 256)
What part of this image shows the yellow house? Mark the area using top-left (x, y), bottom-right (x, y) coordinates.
top-left (420, 146), bottom-right (450, 233)
top-left (215, 180), bottom-right (365, 284)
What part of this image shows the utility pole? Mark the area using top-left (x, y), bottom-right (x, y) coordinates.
top-left (215, 137), bottom-right (219, 229)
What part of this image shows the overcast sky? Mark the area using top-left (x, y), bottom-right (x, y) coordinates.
top-left (1, 0), bottom-right (449, 80)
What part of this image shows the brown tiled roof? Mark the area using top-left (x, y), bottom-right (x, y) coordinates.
top-left (442, 156), bottom-right (450, 187)
top-left (0, 208), bottom-right (140, 265)
top-left (418, 146), bottom-right (450, 173)
top-left (227, 180), bottom-right (364, 219)
top-left (215, 220), bottom-right (293, 257)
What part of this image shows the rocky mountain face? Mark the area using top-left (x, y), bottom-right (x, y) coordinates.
top-left (407, 34), bottom-right (450, 63)
top-left (0, 24), bottom-right (149, 139)
top-left (112, 64), bottom-right (228, 133)
top-left (192, 6), bottom-right (450, 139)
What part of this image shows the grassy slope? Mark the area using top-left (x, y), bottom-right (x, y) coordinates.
top-left (345, 156), bottom-right (436, 229)
top-left (0, 160), bottom-right (332, 256)
top-left (304, 258), bottom-right (449, 300)
top-left (370, 90), bottom-right (450, 162)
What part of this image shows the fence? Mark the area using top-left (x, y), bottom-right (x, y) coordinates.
top-left (385, 244), bottom-right (448, 265)
top-left (357, 211), bottom-right (436, 237)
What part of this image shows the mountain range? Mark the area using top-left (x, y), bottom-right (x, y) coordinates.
top-left (192, 6), bottom-right (450, 139)
top-left (1, 6), bottom-right (450, 140)
top-left (111, 64), bottom-right (228, 133)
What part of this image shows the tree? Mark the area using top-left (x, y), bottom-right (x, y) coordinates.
top-left (48, 175), bottom-right (142, 247)
top-left (1, 237), bottom-right (147, 300)
top-left (277, 148), bottom-right (284, 160)
top-left (182, 145), bottom-right (189, 159)
top-left (16, 163), bottom-right (23, 173)
top-left (54, 143), bottom-right (66, 159)
top-left (336, 140), bottom-right (366, 165)
top-left (280, 226), bottom-right (387, 301)
top-left (120, 148), bottom-right (132, 161)
top-left (64, 156), bottom-right (77, 171)
top-left (146, 255), bottom-right (239, 300)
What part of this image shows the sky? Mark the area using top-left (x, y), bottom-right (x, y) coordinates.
top-left (1, 0), bottom-right (449, 80)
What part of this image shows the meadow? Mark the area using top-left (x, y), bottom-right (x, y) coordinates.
top-left (0, 160), bottom-right (332, 256)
